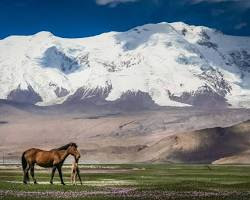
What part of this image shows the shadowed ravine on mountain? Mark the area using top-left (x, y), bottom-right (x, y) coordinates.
top-left (1, 100), bottom-right (250, 164)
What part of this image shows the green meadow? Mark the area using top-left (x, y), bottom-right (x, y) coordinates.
top-left (0, 164), bottom-right (250, 200)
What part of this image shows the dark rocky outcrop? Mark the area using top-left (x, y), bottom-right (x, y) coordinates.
top-left (7, 85), bottom-right (42, 104)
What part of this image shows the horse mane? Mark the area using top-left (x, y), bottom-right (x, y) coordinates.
top-left (52, 143), bottom-right (78, 150)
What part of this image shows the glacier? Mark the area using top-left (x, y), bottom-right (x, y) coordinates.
top-left (0, 22), bottom-right (250, 108)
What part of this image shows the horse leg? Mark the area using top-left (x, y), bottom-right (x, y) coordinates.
top-left (23, 164), bottom-right (30, 184)
top-left (23, 167), bottom-right (27, 184)
top-left (23, 169), bottom-right (27, 184)
top-left (50, 166), bottom-right (56, 184)
top-left (57, 166), bottom-right (65, 185)
top-left (77, 168), bottom-right (82, 185)
top-left (73, 172), bottom-right (76, 185)
top-left (70, 171), bottom-right (74, 184)
top-left (30, 164), bottom-right (37, 184)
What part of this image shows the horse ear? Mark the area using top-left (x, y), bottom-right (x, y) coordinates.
top-left (70, 143), bottom-right (77, 148)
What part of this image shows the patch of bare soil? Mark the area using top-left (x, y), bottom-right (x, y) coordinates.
top-left (1, 189), bottom-right (250, 199)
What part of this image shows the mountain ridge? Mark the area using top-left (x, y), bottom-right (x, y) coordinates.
top-left (1, 22), bottom-right (250, 109)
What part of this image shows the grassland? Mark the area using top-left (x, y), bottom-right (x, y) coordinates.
top-left (0, 164), bottom-right (250, 200)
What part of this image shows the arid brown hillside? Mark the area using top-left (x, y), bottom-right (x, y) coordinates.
top-left (139, 120), bottom-right (250, 164)
top-left (1, 100), bottom-right (250, 164)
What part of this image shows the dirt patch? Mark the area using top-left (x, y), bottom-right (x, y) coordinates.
top-left (1, 189), bottom-right (250, 199)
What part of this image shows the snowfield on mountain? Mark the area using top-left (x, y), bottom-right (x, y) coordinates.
top-left (0, 22), bottom-right (250, 108)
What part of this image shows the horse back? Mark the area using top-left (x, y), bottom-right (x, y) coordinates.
top-left (23, 148), bottom-right (40, 158)
top-left (24, 148), bottom-right (56, 167)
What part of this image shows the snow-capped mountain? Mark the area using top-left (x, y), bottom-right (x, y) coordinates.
top-left (0, 22), bottom-right (250, 108)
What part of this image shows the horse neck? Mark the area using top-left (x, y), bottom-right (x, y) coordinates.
top-left (58, 150), bottom-right (70, 163)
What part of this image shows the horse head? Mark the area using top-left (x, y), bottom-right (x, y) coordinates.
top-left (67, 143), bottom-right (81, 160)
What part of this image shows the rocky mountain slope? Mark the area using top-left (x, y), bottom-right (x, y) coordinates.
top-left (0, 22), bottom-right (250, 108)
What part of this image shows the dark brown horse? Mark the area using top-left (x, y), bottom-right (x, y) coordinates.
top-left (21, 143), bottom-right (80, 185)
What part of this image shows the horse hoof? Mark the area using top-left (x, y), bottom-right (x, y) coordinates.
top-left (62, 183), bottom-right (65, 185)
top-left (50, 181), bottom-right (53, 185)
top-left (23, 181), bottom-right (27, 184)
top-left (34, 182), bottom-right (38, 184)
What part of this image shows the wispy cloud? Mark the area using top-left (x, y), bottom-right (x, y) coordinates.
top-left (234, 22), bottom-right (248, 29)
top-left (96, 0), bottom-right (250, 9)
top-left (190, 0), bottom-right (250, 8)
top-left (95, 0), bottom-right (140, 6)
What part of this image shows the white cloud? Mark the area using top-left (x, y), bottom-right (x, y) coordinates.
top-left (95, 0), bottom-right (250, 8)
top-left (190, 0), bottom-right (250, 8)
top-left (234, 22), bottom-right (248, 29)
top-left (95, 0), bottom-right (139, 6)
top-left (192, 0), bottom-right (241, 2)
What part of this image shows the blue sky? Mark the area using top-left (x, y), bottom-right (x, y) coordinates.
top-left (0, 0), bottom-right (249, 39)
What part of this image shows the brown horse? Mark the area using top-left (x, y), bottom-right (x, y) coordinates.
top-left (21, 143), bottom-right (80, 185)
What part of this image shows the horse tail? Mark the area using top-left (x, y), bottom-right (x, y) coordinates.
top-left (21, 152), bottom-right (27, 171)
